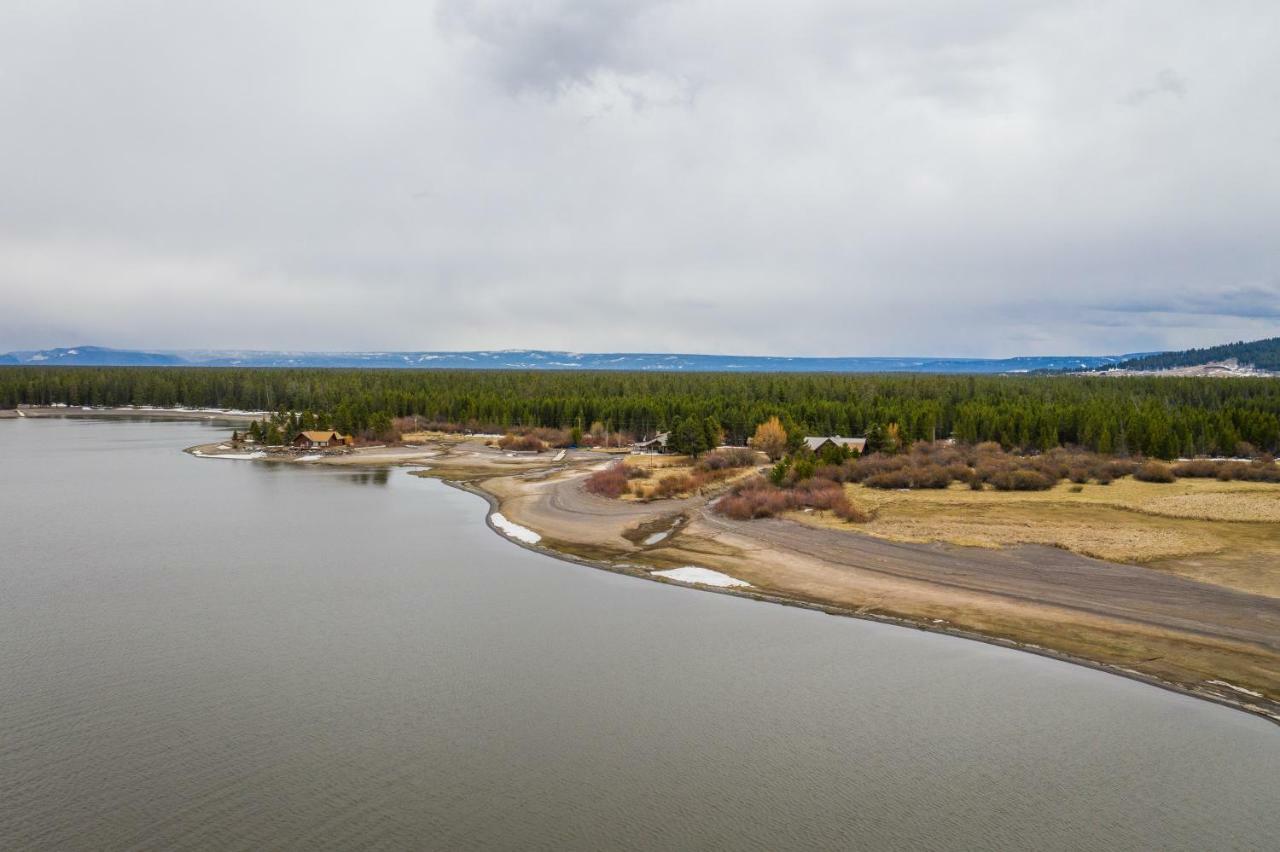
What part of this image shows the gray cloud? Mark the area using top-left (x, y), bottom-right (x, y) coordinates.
top-left (0, 1), bottom-right (1277, 356)
top-left (436, 0), bottom-right (668, 94)
top-left (1121, 69), bottom-right (1189, 107)
top-left (1091, 280), bottom-right (1280, 320)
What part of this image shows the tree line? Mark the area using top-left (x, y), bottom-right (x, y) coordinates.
top-left (2, 366), bottom-right (1278, 457)
top-left (1107, 336), bottom-right (1280, 372)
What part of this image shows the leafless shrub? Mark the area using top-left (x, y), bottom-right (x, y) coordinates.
top-left (584, 463), bottom-right (628, 498)
top-left (1134, 460), bottom-right (1175, 483)
top-left (987, 469), bottom-right (1056, 491)
top-left (1172, 459), bottom-right (1221, 478)
top-left (863, 469), bottom-right (914, 489)
top-left (498, 433), bottom-right (548, 452)
top-left (1215, 460), bottom-right (1280, 482)
top-left (714, 477), bottom-right (870, 523)
top-left (697, 448), bottom-right (758, 471)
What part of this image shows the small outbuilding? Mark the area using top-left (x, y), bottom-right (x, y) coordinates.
top-left (802, 435), bottom-right (867, 455)
top-left (631, 431), bottom-right (671, 453)
top-left (293, 430), bottom-right (352, 449)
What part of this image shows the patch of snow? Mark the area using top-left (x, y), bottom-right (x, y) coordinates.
top-left (652, 566), bottom-right (750, 588)
top-left (1207, 680), bottom-right (1263, 698)
top-left (491, 513), bottom-right (541, 544)
top-left (552, 450), bottom-right (566, 461)
top-left (193, 450), bottom-right (266, 460)
top-left (296, 454), bottom-right (322, 461)
top-left (642, 531), bottom-right (669, 545)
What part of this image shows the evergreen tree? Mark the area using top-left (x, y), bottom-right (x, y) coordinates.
top-left (864, 423), bottom-right (886, 454)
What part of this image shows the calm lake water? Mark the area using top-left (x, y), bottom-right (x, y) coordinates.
top-left (1, 418), bottom-right (1277, 851)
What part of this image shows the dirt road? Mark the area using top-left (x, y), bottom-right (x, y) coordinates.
top-left (696, 511), bottom-right (1280, 652)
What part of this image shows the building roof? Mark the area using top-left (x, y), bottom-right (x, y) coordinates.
top-left (299, 430), bottom-right (344, 442)
top-left (634, 431), bottom-right (669, 445)
top-left (803, 436), bottom-right (867, 452)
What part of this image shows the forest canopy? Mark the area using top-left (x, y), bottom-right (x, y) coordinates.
top-left (2, 366), bottom-right (1278, 458)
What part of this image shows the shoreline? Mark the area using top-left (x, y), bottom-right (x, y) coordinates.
top-left (167, 421), bottom-right (1280, 726)
top-left (445, 478), bottom-right (1280, 727)
top-left (11, 405), bottom-right (266, 422)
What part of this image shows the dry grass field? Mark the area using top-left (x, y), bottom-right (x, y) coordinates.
top-left (787, 477), bottom-right (1280, 597)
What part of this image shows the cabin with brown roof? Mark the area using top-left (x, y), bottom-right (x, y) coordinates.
top-left (293, 430), bottom-right (352, 449)
top-left (802, 436), bottom-right (867, 455)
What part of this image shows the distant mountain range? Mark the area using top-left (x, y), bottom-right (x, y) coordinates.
top-left (0, 345), bottom-right (1140, 373)
top-left (4, 346), bottom-right (186, 366)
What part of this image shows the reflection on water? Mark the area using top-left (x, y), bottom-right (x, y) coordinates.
top-left (2, 417), bottom-right (1278, 852)
top-left (342, 468), bottom-right (390, 486)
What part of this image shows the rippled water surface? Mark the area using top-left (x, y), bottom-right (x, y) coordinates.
top-left (2, 418), bottom-right (1277, 850)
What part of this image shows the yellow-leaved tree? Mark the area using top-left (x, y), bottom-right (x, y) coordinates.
top-left (751, 416), bottom-right (789, 461)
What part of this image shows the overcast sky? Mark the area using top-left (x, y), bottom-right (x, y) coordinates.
top-left (2, 1), bottom-right (1278, 357)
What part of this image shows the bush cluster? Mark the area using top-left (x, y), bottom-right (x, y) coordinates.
top-left (498, 433), bottom-right (549, 452)
top-left (584, 463), bottom-right (629, 498)
top-left (1172, 457), bottom-right (1280, 482)
top-left (587, 454), bottom-right (757, 501)
top-left (832, 443), bottom-right (1136, 491)
top-left (1133, 460), bottom-right (1176, 483)
top-left (716, 478), bottom-right (869, 523)
top-left (695, 448), bottom-right (758, 471)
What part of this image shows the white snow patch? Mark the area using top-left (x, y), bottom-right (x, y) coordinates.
top-left (1207, 680), bottom-right (1263, 698)
top-left (193, 450), bottom-right (266, 460)
top-left (643, 531), bottom-right (669, 545)
top-left (296, 454), bottom-right (322, 461)
top-left (491, 513), bottom-right (541, 543)
top-left (652, 566), bottom-right (750, 588)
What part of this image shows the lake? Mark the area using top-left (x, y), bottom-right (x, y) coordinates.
top-left (1, 418), bottom-right (1276, 850)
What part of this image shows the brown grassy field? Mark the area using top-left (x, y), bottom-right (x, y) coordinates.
top-left (786, 478), bottom-right (1280, 597)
